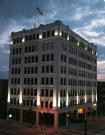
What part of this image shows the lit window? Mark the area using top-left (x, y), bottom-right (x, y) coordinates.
top-left (11, 41), bottom-right (13, 45)
top-left (39, 33), bottom-right (42, 39)
top-left (59, 31), bottom-right (62, 36)
top-left (22, 38), bottom-right (25, 42)
top-left (54, 30), bottom-right (58, 36)
top-left (77, 41), bottom-right (79, 46)
top-left (85, 46), bottom-right (87, 50)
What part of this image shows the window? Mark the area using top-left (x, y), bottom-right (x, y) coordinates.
top-left (34, 89), bottom-right (37, 96)
top-left (41, 89), bottom-right (44, 96)
top-left (45, 89), bottom-right (48, 96)
top-left (42, 55), bottom-right (45, 61)
top-left (50, 89), bottom-right (53, 97)
top-left (51, 54), bottom-right (54, 61)
top-left (46, 54), bottom-right (49, 61)
top-left (50, 65), bottom-right (53, 73)
top-left (49, 102), bottom-right (53, 108)
top-left (50, 77), bottom-right (53, 84)
top-left (42, 66), bottom-right (45, 73)
top-left (41, 101), bottom-right (44, 108)
top-left (45, 101), bottom-right (48, 108)
top-left (41, 77), bottom-right (44, 85)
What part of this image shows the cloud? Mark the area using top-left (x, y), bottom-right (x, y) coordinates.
top-left (97, 60), bottom-right (105, 81)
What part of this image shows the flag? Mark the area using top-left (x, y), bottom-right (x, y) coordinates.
top-left (36, 7), bottom-right (43, 16)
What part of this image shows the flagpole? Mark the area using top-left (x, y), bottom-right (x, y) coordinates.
top-left (34, 7), bottom-right (43, 28)
top-left (34, 10), bottom-right (37, 28)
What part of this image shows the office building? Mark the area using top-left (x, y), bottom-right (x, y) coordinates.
top-left (7, 20), bottom-right (97, 128)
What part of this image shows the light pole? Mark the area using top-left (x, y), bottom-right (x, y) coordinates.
top-left (66, 113), bottom-right (70, 128)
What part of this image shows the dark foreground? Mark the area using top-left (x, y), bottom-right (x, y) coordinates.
top-left (0, 116), bottom-right (105, 135)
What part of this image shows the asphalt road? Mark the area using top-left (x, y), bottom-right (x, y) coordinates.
top-left (0, 117), bottom-right (105, 135)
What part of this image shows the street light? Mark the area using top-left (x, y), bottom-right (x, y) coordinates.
top-left (92, 103), bottom-right (96, 121)
top-left (41, 112), bottom-right (45, 130)
top-left (66, 114), bottom-right (70, 128)
top-left (9, 114), bottom-right (12, 119)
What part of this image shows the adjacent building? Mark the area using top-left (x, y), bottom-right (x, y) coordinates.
top-left (7, 20), bottom-right (97, 128)
top-left (97, 81), bottom-right (105, 115)
top-left (0, 79), bottom-right (8, 119)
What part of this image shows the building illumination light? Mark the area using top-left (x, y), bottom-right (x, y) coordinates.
top-left (96, 93), bottom-right (97, 102)
top-left (54, 30), bottom-right (58, 36)
top-left (92, 92), bottom-right (94, 102)
top-left (85, 46), bottom-right (87, 50)
top-left (37, 93), bottom-right (40, 106)
top-left (77, 94), bottom-right (79, 104)
top-left (67, 35), bottom-right (69, 41)
top-left (7, 91), bottom-right (10, 103)
top-left (77, 41), bottom-right (79, 46)
top-left (66, 91), bottom-right (68, 106)
top-left (19, 92), bottom-right (22, 104)
top-left (10, 41), bottom-right (13, 45)
top-left (85, 95), bottom-right (87, 103)
top-left (53, 99), bottom-right (56, 107)
top-left (22, 38), bottom-right (25, 42)
top-left (92, 50), bottom-right (94, 54)
top-left (58, 93), bottom-right (60, 107)
top-left (39, 33), bottom-right (42, 39)
top-left (59, 31), bottom-right (62, 36)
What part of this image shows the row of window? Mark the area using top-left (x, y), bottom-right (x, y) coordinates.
top-left (23, 99), bottom-right (37, 107)
top-left (11, 66), bottom-right (96, 79)
top-left (41, 77), bottom-right (53, 85)
top-left (12, 28), bottom-right (95, 55)
top-left (42, 65), bottom-right (54, 73)
top-left (24, 66), bottom-right (38, 74)
top-left (12, 48), bottom-right (22, 55)
top-left (24, 55), bottom-right (38, 63)
top-left (42, 54), bottom-right (54, 61)
top-left (61, 78), bottom-right (96, 87)
top-left (11, 68), bottom-right (21, 74)
top-left (10, 98), bottom-right (19, 105)
top-left (61, 54), bottom-right (96, 71)
top-left (40, 88), bottom-right (53, 97)
top-left (11, 88), bottom-right (20, 95)
top-left (42, 42), bottom-right (54, 51)
top-left (12, 58), bottom-right (21, 65)
top-left (11, 78), bottom-right (20, 85)
top-left (11, 77), bottom-right (96, 87)
top-left (24, 78), bottom-right (37, 85)
top-left (25, 45), bottom-right (38, 53)
top-left (41, 100), bottom-right (53, 108)
top-left (23, 88), bottom-right (37, 96)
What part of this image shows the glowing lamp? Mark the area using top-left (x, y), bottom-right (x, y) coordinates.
top-left (22, 38), bottom-right (25, 42)
top-left (39, 33), bottom-right (42, 39)
top-left (78, 108), bottom-right (84, 114)
top-left (85, 46), bottom-right (87, 50)
top-left (59, 31), bottom-right (62, 36)
top-left (9, 114), bottom-right (12, 118)
top-left (77, 41), bottom-right (79, 46)
top-left (54, 30), bottom-right (58, 36)
top-left (67, 35), bottom-right (69, 40)
top-left (10, 41), bottom-right (13, 45)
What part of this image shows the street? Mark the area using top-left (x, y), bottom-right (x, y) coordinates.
top-left (0, 116), bottom-right (105, 135)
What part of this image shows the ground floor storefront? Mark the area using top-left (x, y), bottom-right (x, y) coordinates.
top-left (7, 105), bottom-right (96, 128)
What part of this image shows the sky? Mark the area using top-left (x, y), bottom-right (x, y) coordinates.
top-left (0, 0), bottom-right (105, 81)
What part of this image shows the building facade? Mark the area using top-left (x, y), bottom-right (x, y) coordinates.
top-left (97, 81), bottom-right (105, 116)
top-left (7, 20), bottom-right (97, 128)
top-left (0, 79), bottom-right (8, 119)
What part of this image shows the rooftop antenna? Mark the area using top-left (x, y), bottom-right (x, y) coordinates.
top-left (34, 7), bottom-right (43, 28)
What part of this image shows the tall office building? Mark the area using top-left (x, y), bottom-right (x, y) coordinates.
top-left (7, 20), bottom-right (97, 128)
